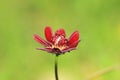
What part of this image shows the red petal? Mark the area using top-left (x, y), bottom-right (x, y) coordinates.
top-left (62, 47), bottom-right (76, 53)
top-left (45, 26), bottom-right (53, 42)
top-left (37, 48), bottom-right (53, 53)
top-left (69, 40), bottom-right (80, 48)
top-left (68, 31), bottom-right (79, 46)
top-left (55, 28), bottom-right (66, 37)
top-left (34, 34), bottom-right (51, 46)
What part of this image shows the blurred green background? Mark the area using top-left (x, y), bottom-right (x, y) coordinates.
top-left (0, 0), bottom-right (120, 80)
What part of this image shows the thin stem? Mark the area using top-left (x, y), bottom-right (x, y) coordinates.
top-left (55, 54), bottom-right (59, 80)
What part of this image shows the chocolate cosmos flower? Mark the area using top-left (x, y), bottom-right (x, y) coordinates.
top-left (34, 26), bottom-right (80, 55)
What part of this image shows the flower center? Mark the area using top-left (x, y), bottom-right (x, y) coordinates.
top-left (52, 35), bottom-right (68, 51)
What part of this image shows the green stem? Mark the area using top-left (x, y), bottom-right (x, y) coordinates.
top-left (55, 54), bottom-right (59, 80)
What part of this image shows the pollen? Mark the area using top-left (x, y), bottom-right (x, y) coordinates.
top-left (52, 44), bottom-right (66, 51)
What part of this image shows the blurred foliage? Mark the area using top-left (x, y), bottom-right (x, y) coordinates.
top-left (0, 0), bottom-right (120, 80)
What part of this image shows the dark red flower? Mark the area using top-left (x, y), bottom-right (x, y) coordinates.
top-left (34, 26), bottom-right (80, 55)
